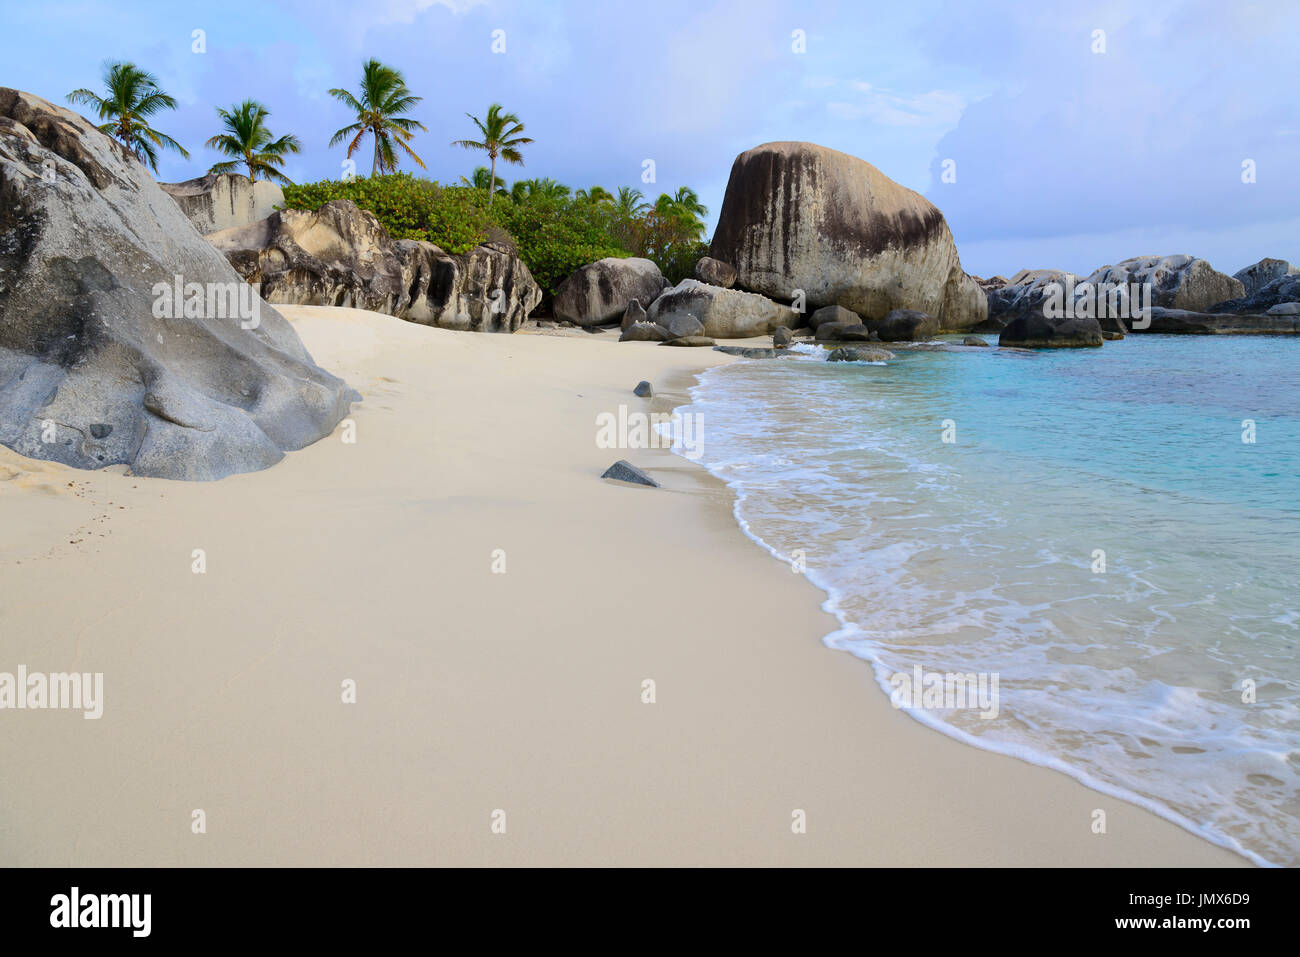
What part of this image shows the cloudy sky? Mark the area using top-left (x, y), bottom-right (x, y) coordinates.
top-left (5, 0), bottom-right (1296, 277)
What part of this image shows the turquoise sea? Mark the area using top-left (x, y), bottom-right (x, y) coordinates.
top-left (679, 335), bottom-right (1300, 866)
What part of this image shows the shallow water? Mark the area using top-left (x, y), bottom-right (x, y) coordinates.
top-left (680, 335), bottom-right (1300, 866)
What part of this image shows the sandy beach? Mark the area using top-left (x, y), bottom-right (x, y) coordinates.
top-left (0, 306), bottom-right (1247, 866)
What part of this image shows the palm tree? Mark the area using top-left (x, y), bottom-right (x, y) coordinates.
top-left (460, 165), bottom-right (510, 200)
top-left (656, 188), bottom-right (708, 239)
top-left (328, 59), bottom-right (426, 176)
top-left (671, 186), bottom-right (707, 220)
top-left (451, 103), bottom-right (533, 208)
top-left (66, 61), bottom-right (189, 172)
top-left (204, 99), bottom-right (301, 184)
top-left (510, 177), bottom-right (570, 203)
top-left (614, 186), bottom-right (648, 219)
top-left (575, 185), bottom-right (614, 205)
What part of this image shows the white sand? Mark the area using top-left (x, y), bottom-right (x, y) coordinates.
top-left (0, 306), bottom-right (1247, 865)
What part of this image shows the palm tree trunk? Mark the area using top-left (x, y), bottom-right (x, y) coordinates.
top-left (488, 154), bottom-right (497, 208)
top-left (372, 129), bottom-right (380, 177)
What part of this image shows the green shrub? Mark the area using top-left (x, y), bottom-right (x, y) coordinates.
top-left (281, 174), bottom-right (489, 254)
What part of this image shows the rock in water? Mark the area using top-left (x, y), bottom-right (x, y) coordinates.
top-left (0, 88), bottom-right (355, 480)
top-left (160, 172), bottom-right (284, 235)
top-left (1233, 258), bottom-right (1299, 297)
top-left (809, 304), bottom-right (862, 332)
top-left (1086, 255), bottom-right (1243, 312)
top-left (772, 326), bottom-right (792, 348)
top-left (648, 279), bottom-right (798, 338)
top-left (815, 322), bottom-right (875, 341)
top-left (867, 309), bottom-right (938, 342)
top-left (826, 347), bottom-right (893, 363)
top-left (693, 256), bottom-right (737, 288)
top-left (1209, 273), bottom-right (1300, 316)
top-left (709, 141), bottom-right (987, 330)
top-left (553, 257), bottom-right (668, 326)
top-left (601, 459), bottom-right (659, 487)
top-left (998, 314), bottom-right (1104, 348)
top-left (633, 380), bottom-right (653, 397)
top-left (963, 336), bottom-right (989, 347)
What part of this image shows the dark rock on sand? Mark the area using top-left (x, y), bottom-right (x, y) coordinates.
top-left (619, 321), bottom-right (669, 342)
top-left (661, 336), bottom-right (716, 347)
top-left (601, 459), bottom-right (659, 487)
top-left (633, 380), bottom-right (653, 397)
top-left (773, 326), bottom-right (793, 348)
top-left (809, 304), bottom-right (862, 332)
top-left (621, 298), bottom-right (648, 331)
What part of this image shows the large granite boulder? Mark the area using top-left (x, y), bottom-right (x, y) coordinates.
top-left (0, 88), bottom-right (355, 480)
top-left (160, 172), bottom-right (284, 235)
top-left (1085, 255), bottom-right (1243, 312)
top-left (210, 203), bottom-right (541, 332)
top-left (693, 256), bottom-right (737, 288)
top-left (709, 141), bottom-right (987, 330)
top-left (647, 278), bottom-right (798, 339)
top-left (985, 269), bottom-right (1084, 323)
top-left (1209, 272), bottom-right (1300, 316)
top-left (553, 257), bottom-right (668, 326)
top-left (1232, 258), bottom-right (1299, 298)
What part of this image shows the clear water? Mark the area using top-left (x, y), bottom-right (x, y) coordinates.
top-left (680, 336), bottom-right (1300, 866)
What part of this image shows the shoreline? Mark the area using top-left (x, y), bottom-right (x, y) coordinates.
top-left (0, 306), bottom-right (1248, 866)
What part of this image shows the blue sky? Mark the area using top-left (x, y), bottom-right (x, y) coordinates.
top-left (5, 0), bottom-right (1297, 277)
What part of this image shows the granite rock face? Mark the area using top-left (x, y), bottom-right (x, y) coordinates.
top-left (998, 313), bottom-right (1104, 348)
top-left (160, 172), bottom-right (284, 235)
top-left (985, 269), bottom-right (1085, 324)
top-left (1232, 258), bottom-right (1299, 298)
top-left (209, 203), bottom-right (541, 332)
top-left (553, 257), bottom-right (668, 326)
top-left (0, 88), bottom-right (355, 480)
top-left (709, 141), bottom-right (987, 330)
top-left (1085, 255), bottom-right (1243, 312)
top-left (1209, 273), bottom-right (1300, 317)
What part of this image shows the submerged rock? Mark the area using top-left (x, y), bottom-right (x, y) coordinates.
top-left (709, 141), bottom-right (986, 330)
top-left (826, 347), bottom-right (894, 362)
top-left (962, 336), bottom-right (989, 347)
top-left (0, 88), bottom-right (355, 480)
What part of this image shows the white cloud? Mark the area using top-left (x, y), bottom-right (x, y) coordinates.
top-left (827, 84), bottom-right (967, 128)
